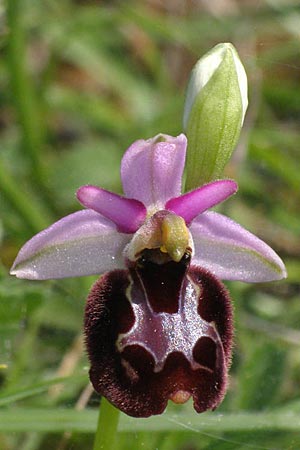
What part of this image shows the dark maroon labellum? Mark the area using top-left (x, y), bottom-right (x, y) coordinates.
top-left (84, 251), bottom-right (233, 418)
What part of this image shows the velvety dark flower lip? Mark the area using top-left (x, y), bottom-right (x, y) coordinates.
top-left (10, 133), bottom-right (286, 283)
top-left (85, 251), bottom-right (233, 417)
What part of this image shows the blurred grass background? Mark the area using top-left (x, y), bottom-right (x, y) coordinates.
top-left (0, 0), bottom-right (300, 449)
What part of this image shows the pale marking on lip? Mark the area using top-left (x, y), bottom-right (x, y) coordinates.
top-left (117, 273), bottom-right (223, 374)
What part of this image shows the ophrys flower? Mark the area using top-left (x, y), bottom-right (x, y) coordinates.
top-left (10, 133), bottom-right (286, 417)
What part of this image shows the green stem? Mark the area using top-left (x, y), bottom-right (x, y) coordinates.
top-left (93, 398), bottom-right (120, 450)
top-left (6, 0), bottom-right (57, 214)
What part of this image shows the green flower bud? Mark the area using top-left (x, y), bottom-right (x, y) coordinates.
top-left (183, 43), bottom-right (248, 190)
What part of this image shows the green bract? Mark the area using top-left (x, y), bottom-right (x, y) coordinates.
top-left (183, 43), bottom-right (248, 190)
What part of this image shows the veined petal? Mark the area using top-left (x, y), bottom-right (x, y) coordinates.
top-left (190, 211), bottom-right (287, 282)
top-left (121, 134), bottom-right (187, 209)
top-left (77, 185), bottom-right (146, 233)
top-left (10, 210), bottom-right (131, 280)
top-left (166, 180), bottom-right (237, 224)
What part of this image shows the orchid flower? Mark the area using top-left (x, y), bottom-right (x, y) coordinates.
top-left (10, 133), bottom-right (286, 417)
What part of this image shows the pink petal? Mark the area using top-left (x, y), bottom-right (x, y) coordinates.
top-left (166, 180), bottom-right (238, 224)
top-left (77, 185), bottom-right (146, 233)
top-left (10, 210), bottom-right (130, 280)
top-left (190, 211), bottom-right (287, 282)
top-left (121, 134), bottom-right (187, 209)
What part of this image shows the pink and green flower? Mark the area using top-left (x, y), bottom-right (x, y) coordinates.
top-left (10, 134), bottom-right (286, 417)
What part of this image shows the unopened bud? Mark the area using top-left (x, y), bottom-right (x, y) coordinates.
top-left (183, 43), bottom-right (248, 190)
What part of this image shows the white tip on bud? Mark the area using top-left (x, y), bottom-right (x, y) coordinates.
top-left (183, 43), bottom-right (248, 130)
top-left (183, 43), bottom-right (248, 190)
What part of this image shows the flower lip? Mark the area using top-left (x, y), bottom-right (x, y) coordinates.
top-left (85, 262), bottom-right (233, 417)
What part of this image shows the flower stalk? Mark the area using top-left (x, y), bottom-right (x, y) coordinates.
top-left (93, 398), bottom-right (120, 450)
